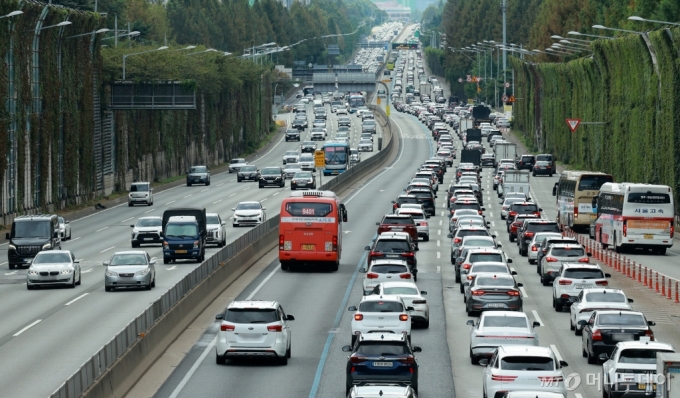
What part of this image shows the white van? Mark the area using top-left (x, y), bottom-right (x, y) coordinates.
top-left (313, 100), bottom-right (323, 108)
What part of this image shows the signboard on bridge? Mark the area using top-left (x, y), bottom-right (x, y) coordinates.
top-left (392, 42), bottom-right (419, 50)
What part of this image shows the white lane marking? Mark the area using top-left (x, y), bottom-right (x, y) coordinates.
top-left (144, 209), bottom-right (155, 214)
top-left (437, 265), bottom-right (441, 273)
top-left (260, 198), bottom-right (267, 203)
top-left (82, 268), bottom-right (93, 273)
top-left (95, 227), bottom-right (108, 233)
top-left (65, 293), bottom-right (89, 306)
top-left (165, 201), bottom-right (176, 205)
top-left (120, 217), bottom-right (133, 223)
top-left (13, 319), bottom-right (42, 337)
top-left (440, 211), bottom-right (445, 216)
top-left (166, 266), bottom-right (177, 271)
top-left (273, 192), bottom-right (279, 196)
top-left (575, 394), bottom-right (583, 398)
top-left (532, 310), bottom-right (544, 326)
top-left (550, 344), bottom-right (564, 362)
top-left (489, 212), bottom-right (493, 217)
top-left (228, 193), bottom-right (236, 197)
top-left (491, 221), bottom-right (495, 227)
top-left (519, 286), bottom-right (528, 298)
top-left (437, 240), bottom-right (441, 247)
top-left (200, 188), bottom-right (209, 192)
top-left (4, 271), bottom-right (18, 276)
top-left (217, 183), bottom-right (224, 186)
top-left (243, 187), bottom-right (251, 191)
top-left (213, 199), bottom-right (223, 204)
top-left (439, 220), bottom-right (442, 226)
top-left (183, 194), bottom-right (193, 198)
top-left (0, 262), bottom-right (7, 265)
top-left (438, 230), bottom-right (441, 236)
top-left (167, 266), bottom-right (280, 398)
top-left (99, 246), bottom-right (115, 253)
top-left (437, 252), bottom-right (441, 259)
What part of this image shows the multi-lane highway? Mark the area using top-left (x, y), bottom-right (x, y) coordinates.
top-left (0, 88), bottom-right (384, 397)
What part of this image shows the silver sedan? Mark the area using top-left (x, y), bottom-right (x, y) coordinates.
top-left (466, 310), bottom-right (540, 364)
top-left (104, 251), bottom-right (156, 291)
top-left (26, 250), bottom-right (81, 289)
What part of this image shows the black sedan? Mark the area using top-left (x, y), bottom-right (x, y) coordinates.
top-left (237, 165), bottom-right (260, 182)
top-left (186, 165), bottom-right (210, 186)
top-left (291, 117), bottom-right (308, 130)
top-left (580, 310), bottom-right (655, 364)
top-left (290, 171), bottom-right (316, 190)
top-left (259, 166), bottom-right (285, 188)
top-left (285, 129), bottom-right (300, 142)
top-left (532, 160), bottom-right (553, 176)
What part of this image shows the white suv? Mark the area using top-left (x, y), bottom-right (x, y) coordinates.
top-left (128, 182), bottom-right (153, 206)
top-left (215, 300), bottom-right (295, 365)
top-left (601, 340), bottom-right (675, 397)
top-left (552, 263), bottom-right (611, 312)
top-left (348, 295), bottom-right (412, 346)
top-left (361, 259), bottom-right (413, 295)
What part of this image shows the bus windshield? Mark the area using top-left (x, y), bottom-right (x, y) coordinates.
top-left (285, 202), bottom-right (333, 217)
top-left (324, 147), bottom-right (347, 165)
top-left (349, 96), bottom-right (364, 108)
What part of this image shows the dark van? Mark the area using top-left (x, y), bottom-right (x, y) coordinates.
top-left (7, 214), bottom-right (61, 269)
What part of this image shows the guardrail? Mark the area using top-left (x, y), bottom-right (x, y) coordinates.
top-left (52, 104), bottom-right (395, 398)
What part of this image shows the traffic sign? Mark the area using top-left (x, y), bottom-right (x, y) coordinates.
top-left (414, 30), bottom-right (420, 38)
top-left (504, 82), bottom-right (510, 88)
top-left (314, 150), bottom-right (325, 168)
top-left (508, 95), bottom-right (516, 103)
top-left (466, 75), bottom-right (471, 82)
top-left (377, 97), bottom-right (381, 105)
top-left (565, 118), bottom-right (581, 133)
top-left (501, 95), bottom-right (509, 102)
top-left (458, 78), bottom-right (463, 83)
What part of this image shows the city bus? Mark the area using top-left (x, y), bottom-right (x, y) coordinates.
top-left (348, 93), bottom-right (365, 113)
top-left (279, 190), bottom-right (348, 271)
top-left (593, 183), bottom-right (674, 254)
top-left (322, 141), bottom-right (351, 176)
top-left (552, 171), bottom-right (613, 230)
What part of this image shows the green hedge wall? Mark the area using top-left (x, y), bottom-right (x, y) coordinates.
top-left (511, 27), bottom-right (680, 205)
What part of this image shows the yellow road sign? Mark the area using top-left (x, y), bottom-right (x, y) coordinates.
top-left (386, 105), bottom-right (391, 117)
top-left (377, 97), bottom-right (381, 105)
top-left (314, 149), bottom-right (325, 168)
top-left (382, 79), bottom-right (391, 83)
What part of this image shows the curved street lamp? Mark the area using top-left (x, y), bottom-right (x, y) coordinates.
top-left (122, 45), bottom-right (168, 80)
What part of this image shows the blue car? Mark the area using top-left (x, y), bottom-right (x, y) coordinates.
top-left (342, 332), bottom-right (421, 395)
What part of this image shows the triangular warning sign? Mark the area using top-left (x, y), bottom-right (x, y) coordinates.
top-left (565, 118), bottom-right (581, 133)
top-left (508, 95), bottom-right (516, 102)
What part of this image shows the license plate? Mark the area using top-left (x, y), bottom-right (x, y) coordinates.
top-left (487, 303), bottom-right (505, 308)
top-left (644, 234), bottom-right (653, 239)
top-left (143, 238), bottom-right (153, 241)
top-left (638, 384), bottom-right (656, 390)
top-left (175, 250), bottom-right (187, 254)
top-left (302, 244), bottom-right (315, 250)
top-left (391, 227), bottom-right (403, 231)
top-left (574, 284), bottom-right (593, 289)
top-left (372, 362), bottom-right (393, 367)
top-left (247, 176), bottom-right (252, 179)
top-left (591, 214), bottom-right (597, 220)
top-left (612, 333), bottom-right (634, 341)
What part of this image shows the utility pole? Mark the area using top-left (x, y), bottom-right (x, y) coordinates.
top-left (114, 14), bottom-right (117, 48)
top-left (502, 0), bottom-right (507, 96)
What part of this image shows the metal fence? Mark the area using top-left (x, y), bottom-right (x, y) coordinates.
top-left (50, 104), bottom-right (394, 398)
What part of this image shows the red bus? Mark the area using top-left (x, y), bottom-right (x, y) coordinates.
top-left (279, 191), bottom-right (348, 272)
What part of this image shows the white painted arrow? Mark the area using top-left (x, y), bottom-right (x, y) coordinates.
top-left (4, 271), bottom-right (18, 276)
top-left (343, 231), bottom-right (352, 234)
top-left (166, 266), bottom-right (178, 270)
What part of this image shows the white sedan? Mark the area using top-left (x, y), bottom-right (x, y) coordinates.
top-left (370, 281), bottom-right (429, 328)
top-left (231, 201), bottom-right (266, 227)
top-left (569, 288), bottom-right (633, 334)
top-left (358, 139), bottom-right (373, 152)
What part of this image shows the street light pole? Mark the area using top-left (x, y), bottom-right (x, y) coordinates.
top-left (122, 46), bottom-right (169, 80)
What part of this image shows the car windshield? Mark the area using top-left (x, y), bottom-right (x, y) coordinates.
top-left (285, 164), bottom-right (302, 171)
top-left (470, 265), bottom-right (507, 273)
top-left (240, 166), bottom-right (256, 172)
top-left (303, 141), bottom-right (314, 146)
top-left (477, 277), bottom-right (514, 287)
top-left (503, 198), bottom-right (522, 207)
top-left (501, 356), bottom-right (554, 371)
top-left (375, 240), bottom-right (412, 252)
top-left (400, 212), bottom-right (424, 220)
top-left (383, 286), bottom-right (419, 295)
top-left (13, 221), bottom-right (51, 238)
top-left (206, 215), bottom-right (220, 224)
top-left (300, 155), bottom-right (313, 162)
top-left (457, 230), bottom-right (489, 239)
top-left (528, 223), bottom-right (560, 232)
top-left (130, 184), bottom-right (149, 192)
top-left (585, 292), bottom-right (626, 303)
top-left (58, 216), bottom-right (65, 224)
top-left (469, 253), bottom-right (503, 263)
top-left (463, 239), bottom-right (494, 247)
top-left (598, 313), bottom-right (646, 326)
top-left (370, 264), bottom-right (409, 274)
top-left (534, 234), bottom-right (560, 243)
top-left (285, 151), bottom-right (297, 156)
top-left (165, 223), bottom-right (198, 237)
top-left (398, 198), bottom-right (419, 205)
top-left (383, 217), bottom-right (414, 225)
top-left (578, 175), bottom-right (613, 191)
top-left (109, 254), bottom-right (147, 266)
top-left (225, 308), bottom-right (278, 324)
top-left (356, 342), bottom-right (408, 356)
top-left (293, 171), bottom-right (312, 179)
top-left (33, 252), bottom-right (71, 264)
top-left (136, 218), bottom-right (161, 227)
top-left (564, 269), bottom-right (604, 279)
top-left (512, 204), bottom-right (538, 213)
top-left (230, 159), bottom-right (245, 164)
top-left (619, 349), bottom-right (673, 364)
top-left (262, 168), bottom-right (280, 175)
top-left (551, 247), bottom-right (585, 257)
top-left (363, 121), bottom-right (376, 126)
top-left (359, 301), bottom-right (404, 312)
top-left (454, 203), bottom-right (480, 211)
top-left (483, 316), bottom-right (528, 328)
top-left (190, 166), bottom-right (207, 173)
top-left (236, 203), bottom-right (261, 211)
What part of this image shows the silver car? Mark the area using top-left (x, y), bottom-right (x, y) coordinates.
top-left (282, 150), bottom-right (299, 165)
top-left (527, 232), bottom-right (562, 264)
top-left (26, 250), bottom-right (81, 289)
top-left (104, 251), bottom-right (157, 291)
top-left (396, 208), bottom-right (429, 241)
top-left (539, 243), bottom-right (590, 285)
top-left (358, 139), bottom-right (373, 151)
top-left (58, 216), bottom-right (72, 240)
top-left (283, 163), bottom-right (302, 179)
top-left (467, 311), bottom-right (540, 364)
top-left (206, 213), bottom-right (227, 247)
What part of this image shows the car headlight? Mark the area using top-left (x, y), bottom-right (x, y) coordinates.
top-left (9, 244), bottom-right (16, 250)
top-left (193, 240), bottom-right (199, 249)
top-left (27, 269), bottom-right (39, 276)
top-left (135, 268), bottom-right (150, 276)
top-left (61, 268), bottom-right (74, 274)
top-left (238, 173), bottom-right (243, 176)
top-left (42, 243), bottom-right (52, 250)
top-left (106, 270), bottom-right (118, 277)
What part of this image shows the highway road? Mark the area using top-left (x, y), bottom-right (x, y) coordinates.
top-left (0, 92), bottom-right (381, 397)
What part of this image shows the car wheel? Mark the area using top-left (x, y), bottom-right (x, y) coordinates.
top-left (151, 277), bottom-right (156, 288)
top-left (27, 284), bottom-right (34, 290)
top-left (216, 354), bottom-right (226, 365)
top-left (422, 319), bottom-right (429, 329)
top-left (570, 317), bottom-right (575, 331)
top-left (587, 347), bottom-right (597, 364)
top-left (455, 271), bottom-right (461, 283)
top-left (105, 286), bottom-right (112, 292)
top-left (76, 271), bottom-right (82, 285)
top-left (187, 182), bottom-right (192, 187)
top-left (286, 342), bottom-right (291, 358)
top-left (206, 180), bottom-right (210, 186)
top-left (423, 235), bottom-right (429, 242)
top-left (233, 223), bottom-right (237, 228)
top-left (132, 242), bottom-right (139, 248)
top-left (163, 258), bottom-right (170, 264)
top-left (460, 284), bottom-right (464, 294)
top-left (259, 184), bottom-right (263, 189)
top-left (70, 275), bottom-right (76, 288)
top-left (128, 202), bottom-right (133, 207)
top-left (145, 280), bottom-right (152, 290)
top-left (218, 239), bottom-right (225, 248)
top-left (291, 186), bottom-right (295, 191)
top-left (9, 264), bottom-right (15, 270)
top-left (280, 261), bottom-right (289, 271)
top-left (554, 297), bottom-right (563, 312)
top-left (351, 335), bottom-right (357, 347)
top-left (237, 178), bottom-right (241, 182)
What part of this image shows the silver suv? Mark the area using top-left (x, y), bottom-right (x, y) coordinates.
top-left (128, 182), bottom-right (153, 206)
top-left (215, 300), bottom-right (295, 365)
top-left (539, 243), bottom-right (591, 285)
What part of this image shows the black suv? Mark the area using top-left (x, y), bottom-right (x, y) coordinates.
top-left (517, 220), bottom-right (561, 256)
top-left (7, 214), bottom-right (61, 269)
top-left (291, 117), bottom-right (307, 130)
top-left (342, 332), bottom-right (421, 395)
top-left (186, 165), bottom-right (210, 186)
top-left (407, 188), bottom-right (436, 216)
top-left (481, 154), bottom-right (495, 168)
top-left (259, 166), bottom-right (285, 188)
top-left (391, 195), bottom-right (420, 213)
top-left (365, 232), bottom-right (418, 268)
top-left (300, 141), bottom-right (316, 153)
top-left (516, 155), bottom-right (535, 171)
top-left (285, 129), bottom-right (300, 142)
top-left (506, 202), bottom-right (542, 230)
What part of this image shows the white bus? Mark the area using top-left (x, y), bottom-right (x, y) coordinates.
top-left (593, 183), bottom-right (674, 254)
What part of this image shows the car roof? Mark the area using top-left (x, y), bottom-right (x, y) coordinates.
top-left (580, 288), bottom-right (625, 295)
top-left (358, 331), bottom-right (408, 342)
top-left (36, 249), bottom-right (72, 255)
top-left (360, 294), bottom-right (405, 303)
top-left (498, 345), bottom-right (554, 357)
top-left (379, 281), bottom-right (419, 290)
top-left (550, 244), bottom-right (584, 249)
top-left (614, 340), bottom-right (674, 351)
top-left (238, 201), bottom-right (261, 205)
top-left (461, 236), bottom-right (494, 241)
top-left (377, 232), bottom-right (411, 239)
top-left (137, 216), bottom-right (162, 220)
top-left (561, 263), bottom-right (601, 270)
top-left (228, 300), bottom-right (278, 309)
top-left (369, 259), bottom-right (410, 266)
top-left (480, 310), bottom-right (528, 319)
top-left (526, 220), bottom-right (557, 224)
top-left (594, 309), bottom-right (644, 316)
top-left (467, 248), bottom-right (503, 255)
top-left (469, 262), bottom-right (509, 268)
top-left (473, 271), bottom-right (514, 279)
top-left (112, 250), bottom-right (148, 255)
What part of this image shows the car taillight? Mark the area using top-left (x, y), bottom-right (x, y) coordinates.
top-left (401, 252), bottom-right (415, 258)
top-left (332, 235), bottom-right (338, 251)
top-left (467, 275), bottom-right (475, 280)
top-left (400, 355), bottom-right (415, 364)
top-left (267, 325), bottom-right (283, 332)
top-left (420, 221), bottom-right (428, 226)
top-left (220, 323), bottom-right (235, 331)
top-left (463, 263), bottom-right (471, 269)
top-left (399, 314), bottom-right (409, 321)
top-left (538, 376), bottom-right (564, 383)
top-left (367, 273), bottom-right (379, 279)
top-left (471, 290), bottom-right (485, 296)
top-left (592, 329), bottom-right (602, 341)
top-left (412, 299), bottom-right (427, 304)
top-left (524, 232), bottom-right (534, 238)
top-left (559, 279), bottom-right (572, 285)
top-left (509, 211), bottom-right (517, 217)
top-left (596, 280), bottom-right (608, 286)
top-left (578, 257), bottom-right (590, 263)
top-left (478, 210), bottom-right (483, 215)
top-left (400, 273), bottom-right (412, 279)
top-left (672, 224), bottom-right (675, 238)
top-left (370, 251), bottom-right (381, 257)
top-left (507, 290), bottom-right (521, 296)
top-left (623, 221), bottom-right (627, 237)
top-left (279, 235), bottom-right (284, 250)
top-left (491, 375), bottom-right (517, 382)
top-left (454, 238), bottom-right (462, 243)
top-left (574, 204), bottom-right (578, 218)
top-left (645, 330), bottom-right (655, 340)
top-left (546, 257), bottom-right (558, 262)
top-left (531, 245), bottom-right (538, 252)
top-left (350, 355), bottom-right (366, 363)
top-left (354, 314), bottom-right (363, 321)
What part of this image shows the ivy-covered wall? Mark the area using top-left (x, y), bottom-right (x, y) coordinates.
top-left (511, 27), bottom-right (680, 205)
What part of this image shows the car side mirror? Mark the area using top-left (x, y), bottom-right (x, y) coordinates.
top-left (348, 306), bottom-right (357, 311)
top-left (286, 315), bottom-right (295, 321)
top-left (478, 358), bottom-right (489, 366)
top-left (231, 208), bottom-right (236, 211)
top-left (539, 208), bottom-right (543, 212)
top-left (406, 306), bottom-right (415, 311)
top-left (74, 259), bottom-right (80, 264)
top-left (605, 273), bottom-right (611, 278)
top-left (411, 346), bottom-right (423, 353)
top-left (648, 321), bottom-right (656, 326)
top-left (149, 259), bottom-right (156, 265)
top-left (577, 320), bottom-right (587, 326)
top-left (342, 345), bottom-right (352, 352)
top-left (262, 208), bottom-right (266, 211)
top-left (221, 221), bottom-right (227, 226)
top-left (466, 320), bottom-right (474, 326)
top-left (375, 222), bottom-right (380, 225)
top-left (507, 259), bottom-right (513, 263)
top-left (159, 232), bottom-right (164, 237)
top-left (215, 313), bottom-right (224, 320)
top-left (587, 253), bottom-right (593, 257)
top-left (65, 221), bottom-right (70, 224)
top-left (102, 261), bottom-right (109, 266)
top-left (360, 268), bottom-right (367, 273)
top-left (511, 271), bottom-right (518, 276)
top-left (491, 234), bottom-right (496, 238)
top-left (533, 321), bottom-right (541, 328)
top-left (497, 243), bottom-right (503, 248)
top-left (516, 282), bottom-right (523, 287)
top-left (364, 246), bottom-right (370, 251)
top-left (568, 296), bottom-right (578, 303)
top-left (5, 232), bottom-right (9, 240)
top-left (559, 360), bottom-right (569, 368)
top-left (628, 298), bottom-right (634, 303)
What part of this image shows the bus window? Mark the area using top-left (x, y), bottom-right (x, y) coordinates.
top-left (285, 202), bottom-right (333, 217)
top-left (627, 193), bottom-right (671, 203)
top-left (578, 175), bottom-right (613, 191)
